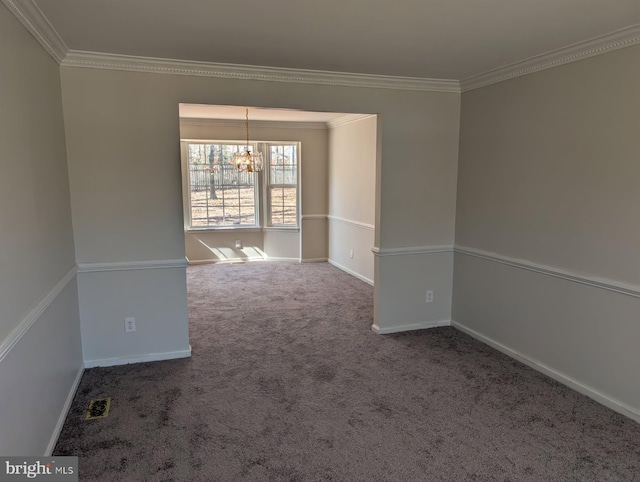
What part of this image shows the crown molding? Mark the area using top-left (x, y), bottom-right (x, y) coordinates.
top-left (461, 24), bottom-right (640, 92)
top-left (61, 50), bottom-right (461, 93)
top-left (2, 0), bottom-right (68, 63)
top-left (5, 1), bottom-right (637, 95)
top-left (180, 117), bottom-right (328, 130)
top-left (327, 113), bottom-right (377, 129)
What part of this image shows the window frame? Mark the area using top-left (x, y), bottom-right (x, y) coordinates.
top-left (183, 140), bottom-right (261, 231)
top-left (182, 139), bottom-right (301, 232)
top-left (265, 142), bottom-right (301, 229)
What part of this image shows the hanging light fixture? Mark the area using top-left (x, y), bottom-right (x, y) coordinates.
top-left (233, 108), bottom-right (264, 173)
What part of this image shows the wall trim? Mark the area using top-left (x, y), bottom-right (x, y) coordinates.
top-left (301, 214), bottom-right (329, 221)
top-left (454, 245), bottom-right (640, 299)
top-left (188, 256), bottom-right (305, 265)
top-left (327, 113), bottom-right (376, 129)
top-left (5, 1), bottom-right (637, 94)
top-left (45, 365), bottom-right (84, 456)
top-left (263, 227), bottom-right (300, 233)
top-left (180, 117), bottom-right (328, 130)
top-left (327, 259), bottom-right (373, 285)
top-left (461, 24), bottom-right (640, 92)
top-left (328, 215), bottom-right (375, 231)
top-left (187, 257), bottom-right (265, 265)
top-left (84, 347), bottom-right (192, 368)
top-left (62, 50), bottom-right (461, 93)
top-left (186, 259), bottom-right (219, 266)
top-left (451, 320), bottom-right (640, 423)
top-left (301, 258), bottom-right (328, 263)
top-left (0, 266), bottom-right (77, 364)
top-left (372, 245), bottom-right (454, 256)
top-left (1, 0), bottom-right (68, 63)
top-left (77, 258), bottom-right (188, 273)
top-left (372, 320), bottom-right (451, 335)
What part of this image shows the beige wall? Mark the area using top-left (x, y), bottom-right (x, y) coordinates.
top-left (456, 45), bottom-right (640, 284)
top-left (454, 45), bottom-right (640, 415)
top-left (60, 66), bottom-right (461, 331)
top-left (0, 7), bottom-right (76, 340)
top-left (180, 120), bottom-right (328, 262)
top-left (328, 116), bottom-right (377, 282)
top-left (329, 116), bottom-right (377, 225)
top-left (0, 4), bottom-right (82, 455)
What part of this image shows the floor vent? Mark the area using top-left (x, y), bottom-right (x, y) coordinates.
top-left (85, 397), bottom-right (111, 420)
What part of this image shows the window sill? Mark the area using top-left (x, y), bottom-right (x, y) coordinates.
top-left (186, 226), bottom-right (262, 234)
top-left (186, 226), bottom-right (300, 234)
top-left (263, 226), bottom-right (300, 232)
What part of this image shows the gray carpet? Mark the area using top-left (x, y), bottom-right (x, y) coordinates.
top-left (54, 262), bottom-right (640, 481)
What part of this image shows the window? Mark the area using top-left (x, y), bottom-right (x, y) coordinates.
top-left (183, 141), bottom-right (299, 229)
top-left (187, 143), bottom-right (258, 228)
top-left (268, 144), bottom-right (298, 226)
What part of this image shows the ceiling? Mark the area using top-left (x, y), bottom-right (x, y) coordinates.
top-left (179, 104), bottom-right (351, 123)
top-left (33, 0), bottom-right (639, 80)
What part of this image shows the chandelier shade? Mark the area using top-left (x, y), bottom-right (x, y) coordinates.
top-left (233, 108), bottom-right (263, 172)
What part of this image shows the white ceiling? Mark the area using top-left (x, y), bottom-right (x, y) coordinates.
top-left (33, 0), bottom-right (639, 80)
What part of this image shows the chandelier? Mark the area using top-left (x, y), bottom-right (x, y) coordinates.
top-left (233, 108), bottom-right (264, 172)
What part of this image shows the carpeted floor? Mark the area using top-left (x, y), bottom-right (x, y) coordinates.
top-left (54, 262), bottom-right (640, 481)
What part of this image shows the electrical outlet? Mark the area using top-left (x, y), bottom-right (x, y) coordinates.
top-left (349, 249), bottom-right (354, 259)
top-left (124, 317), bottom-right (136, 333)
top-left (235, 240), bottom-right (242, 249)
top-left (426, 290), bottom-right (434, 303)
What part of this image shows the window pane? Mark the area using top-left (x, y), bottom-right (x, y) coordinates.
top-left (282, 207), bottom-right (297, 226)
top-left (271, 188), bottom-right (284, 206)
top-left (238, 186), bottom-right (255, 205)
top-left (282, 187), bottom-right (296, 204)
top-left (267, 144), bottom-right (298, 227)
top-left (188, 143), bottom-right (257, 227)
top-left (224, 207), bottom-right (240, 225)
top-left (284, 166), bottom-right (297, 185)
top-left (270, 187), bottom-right (297, 226)
top-left (239, 205), bottom-right (255, 225)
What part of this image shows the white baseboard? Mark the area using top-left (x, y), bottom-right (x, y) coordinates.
top-left (372, 320), bottom-right (451, 334)
top-left (301, 258), bottom-right (328, 263)
top-left (187, 257), bottom-right (265, 265)
top-left (187, 259), bottom-right (220, 265)
top-left (327, 259), bottom-right (374, 285)
top-left (45, 364), bottom-right (84, 456)
top-left (451, 320), bottom-right (640, 423)
top-left (84, 347), bottom-right (192, 368)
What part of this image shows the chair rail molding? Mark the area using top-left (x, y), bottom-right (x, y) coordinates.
top-left (328, 215), bottom-right (374, 231)
top-left (454, 245), bottom-right (640, 298)
top-left (77, 259), bottom-right (188, 273)
top-left (0, 265), bottom-right (77, 363)
top-left (301, 214), bottom-right (329, 221)
top-left (372, 245), bottom-right (454, 256)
